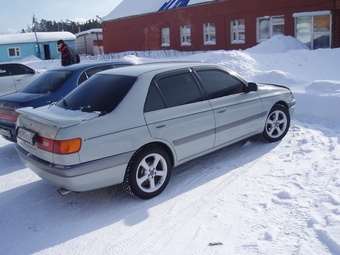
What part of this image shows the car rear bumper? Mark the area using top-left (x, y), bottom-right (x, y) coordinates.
top-left (15, 144), bottom-right (134, 192)
top-left (0, 122), bottom-right (16, 142)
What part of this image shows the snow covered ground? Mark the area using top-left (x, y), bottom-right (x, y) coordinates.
top-left (1, 35), bottom-right (340, 255)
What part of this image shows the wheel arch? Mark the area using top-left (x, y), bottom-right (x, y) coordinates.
top-left (269, 100), bottom-right (289, 117)
top-left (273, 100), bottom-right (288, 110)
top-left (133, 141), bottom-right (175, 167)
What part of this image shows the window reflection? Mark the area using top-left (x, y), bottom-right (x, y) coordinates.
top-left (295, 14), bottom-right (331, 49)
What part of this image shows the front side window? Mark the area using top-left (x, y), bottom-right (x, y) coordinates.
top-left (231, 19), bottom-right (245, 44)
top-left (294, 11), bottom-right (331, 49)
top-left (257, 16), bottom-right (284, 42)
top-left (8, 47), bottom-right (21, 58)
top-left (161, 28), bottom-right (170, 47)
top-left (196, 70), bottom-right (245, 99)
top-left (180, 25), bottom-right (191, 46)
top-left (7, 64), bottom-right (34, 75)
top-left (203, 23), bottom-right (216, 45)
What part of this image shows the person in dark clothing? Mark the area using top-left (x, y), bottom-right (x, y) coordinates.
top-left (57, 39), bottom-right (80, 66)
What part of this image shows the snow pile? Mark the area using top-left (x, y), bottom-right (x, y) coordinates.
top-left (245, 34), bottom-right (310, 54)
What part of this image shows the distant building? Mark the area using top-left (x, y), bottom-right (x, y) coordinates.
top-left (75, 29), bottom-right (103, 56)
top-left (0, 32), bottom-right (76, 62)
top-left (102, 0), bottom-right (339, 54)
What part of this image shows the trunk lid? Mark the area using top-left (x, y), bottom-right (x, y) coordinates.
top-left (16, 105), bottom-right (98, 163)
top-left (16, 104), bottom-right (99, 128)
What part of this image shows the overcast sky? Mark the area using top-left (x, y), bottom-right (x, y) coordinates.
top-left (0, 0), bottom-right (123, 34)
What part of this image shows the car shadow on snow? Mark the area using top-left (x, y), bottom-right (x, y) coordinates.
top-left (0, 142), bottom-right (24, 176)
top-left (0, 135), bottom-right (281, 254)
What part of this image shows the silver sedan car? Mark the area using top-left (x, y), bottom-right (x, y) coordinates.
top-left (0, 63), bottom-right (44, 96)
top-left (15, 62), bottom-right (296, 199)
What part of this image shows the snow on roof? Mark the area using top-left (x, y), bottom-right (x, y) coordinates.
top-left (0, 31), bottom-right (76, 45)
top-left (75, 29), bottom-right (102, 37)
top-left (102, 0), bottom-right (214, 22)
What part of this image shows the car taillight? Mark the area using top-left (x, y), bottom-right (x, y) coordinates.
top-left (37, 136), bottom-right (82, 154)
top-left (0, 109), bottom-right (18, 122)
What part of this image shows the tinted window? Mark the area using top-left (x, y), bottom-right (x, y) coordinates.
top-left (8, 64), bottom-right (34, 75)
top-left (78, 65), bottom-right (114, 85)
top-left (156, 72), bottom-right (202, 108)
top-left (144, 82), bottom-right (165, 112)
top-left (57, 74), bottom-right (136, 113)
top-left (20, 70), bottom-right (72, 94)
top-left (78, 72), bottom-right (88, 85)
top-left (0, 65), bottom-right (10, 77)
top-left (196, 70), bottom-right (244, 99)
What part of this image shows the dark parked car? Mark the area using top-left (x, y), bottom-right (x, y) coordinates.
top-left (0, 60), bottom-right (133, 142)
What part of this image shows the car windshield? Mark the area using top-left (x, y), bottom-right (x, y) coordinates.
top-left (19, 70), bottom-right (72, 94)
top-left (56, 74), bottom-right (136, 114)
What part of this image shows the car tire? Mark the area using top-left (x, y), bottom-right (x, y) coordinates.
top-left (123, 145), bottom-right (172, 199)
top-left (261, 104), bottom-right (290, 142)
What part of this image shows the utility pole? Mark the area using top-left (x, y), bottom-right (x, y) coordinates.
top-left (32, 14), bottom-right (42, 59)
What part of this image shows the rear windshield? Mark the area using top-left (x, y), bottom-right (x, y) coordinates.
top-left (20, 70), bottom-right (72, 94)
top-left (56, 74), bottom-right (136, 114)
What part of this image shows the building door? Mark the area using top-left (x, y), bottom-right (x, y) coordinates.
top-left (43, 45), bottom-right (51, 59)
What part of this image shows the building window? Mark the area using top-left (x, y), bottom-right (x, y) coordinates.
top-left (8, 47), bottom-right (21, 58)
top-left (203, 23), bottom-right (216, 45)
top-left (293, 11), bottom-right (331, 49)
top-left (180, 25), bottom-right (191, 46)
top-left (161, 28), bottom-right (170, 47)
top-left (231, 19), bottom-right (245, 44)
top-left (257, 16), bottom-right (284, 42)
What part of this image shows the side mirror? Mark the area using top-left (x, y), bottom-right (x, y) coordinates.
top-left (248, 82), bottom-right (258, 92)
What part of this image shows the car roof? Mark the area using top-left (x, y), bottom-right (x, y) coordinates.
top-left (48, 60), bottom-right (133, 71)
top-left (0, 62), bottom-right (31, 66)
top-left (97, 61), bottom-right (221, 77)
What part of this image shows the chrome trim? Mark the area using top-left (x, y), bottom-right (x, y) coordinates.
top-left (172, 128), bottom-right (215, 146)
top-left (172, 112), bottom-right (266, 146)
top-left (216, 112), bottom-right (266, 134)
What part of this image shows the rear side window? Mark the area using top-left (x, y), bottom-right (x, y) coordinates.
top-left (0, 65), bottom-right (10, 77)
top-left (144, 82), bottom-right (165, 112)
top-left (196, 70), bottom-right (245, 99)
top-left (155, 72), bottom-right (202, 108)
top-left (57, 74), bottom-right (136, 114)
top-left (20, 70), bottom-right (72, 94)
top-left (78, 65), bottom-right (114, 85)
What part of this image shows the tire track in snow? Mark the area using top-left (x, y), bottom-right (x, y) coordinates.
top-left (108, 143), bottom-right (267, 255)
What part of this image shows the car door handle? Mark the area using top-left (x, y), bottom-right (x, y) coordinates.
top-left (155, 123), bottom-right (166, 128)
top-left (217, 108), bottom-right (226, 113)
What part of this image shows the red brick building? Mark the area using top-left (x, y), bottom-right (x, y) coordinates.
top-left (102, 0), bottom-right (339, 54)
